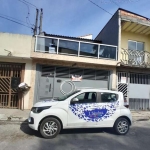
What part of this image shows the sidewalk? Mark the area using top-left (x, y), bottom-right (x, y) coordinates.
top-left (0, 109), bottom-right (150, 124)
top-left (0, 109), bottom-right (30, 123)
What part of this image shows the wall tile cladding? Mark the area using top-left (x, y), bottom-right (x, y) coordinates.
top-left (120, 10), bottom-right (148, 21)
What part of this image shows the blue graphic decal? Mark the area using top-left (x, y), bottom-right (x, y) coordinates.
top-left (69, 101), bottom-right (119, 122)
top-left (84, 108), bottom-right (107, 119)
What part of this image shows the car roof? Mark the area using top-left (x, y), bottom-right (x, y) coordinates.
top-left (77, 88), bottom-right (120, 94)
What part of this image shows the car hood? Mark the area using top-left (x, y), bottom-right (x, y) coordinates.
top-left (33, 99), bottom-right (59, 107)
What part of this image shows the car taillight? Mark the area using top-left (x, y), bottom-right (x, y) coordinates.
top-left (124, 99), bottom-right (129, 108)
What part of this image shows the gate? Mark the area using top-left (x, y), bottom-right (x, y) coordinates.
top-left (117, 72), bottom-right (128, 101)
top-left (35, 65), bottom-right (110, 102)
top-left (0, 63), bottom-right (24, 109)
top-left (117, 72), bottom-right (150, 110)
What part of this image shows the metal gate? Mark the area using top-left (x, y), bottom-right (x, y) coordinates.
top-left (117, 72), bottom-right (150, 110)
top-left (0, 63), bottom-right (24, 109)
top-left (35, 65), bottom-right (110, 102)
top-left (117, 72), bottom-right (128, 101)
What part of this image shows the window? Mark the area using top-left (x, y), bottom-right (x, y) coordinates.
top-left (128, 40), bottom-right (144, 64)
top-left (101, 93), bottom-right (118, 103)
top-left (80, 43), bottom-right (98, 57)
top-left (73, 92), bottom-right (97, 103)
top-left (99, 45), bottom-right (117, 60)
top-left (58, 40), bottom-right (79, 55)
top-left (128, 40), bottom-right (144, 51)
top-left (36, 37), bottom-right (58, 53)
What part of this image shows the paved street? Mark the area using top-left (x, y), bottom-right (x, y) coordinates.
top-left (0, 121), bottom-right (150, 150)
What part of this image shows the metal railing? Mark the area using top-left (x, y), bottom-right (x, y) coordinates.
top-left (121, 48), bottom-right (150, 67)
top-left (35, 35), bottom-right (118, 61)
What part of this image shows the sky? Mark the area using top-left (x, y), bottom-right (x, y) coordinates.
top-left (0, 0), bottom-right (150, 39)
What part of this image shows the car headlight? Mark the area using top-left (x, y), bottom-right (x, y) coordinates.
top-left (31, 106), bottom-right (51, 113)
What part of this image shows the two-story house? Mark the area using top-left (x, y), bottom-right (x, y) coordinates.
top-left (29, 32), bottom-right (118, 107)
top-left (96, 8), bottom-right (150, 110)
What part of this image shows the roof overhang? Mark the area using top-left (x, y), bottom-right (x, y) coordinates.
top-left (120, 10), bottom-right (150, 35)
top-left (121, 21), bottom-right (150, 35)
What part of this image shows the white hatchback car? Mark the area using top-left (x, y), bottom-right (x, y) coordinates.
top-left (28, 89), bottom-right (132, 138)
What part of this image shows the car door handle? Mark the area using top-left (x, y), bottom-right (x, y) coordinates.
top-left (49, 84), bottom-right (51, 92)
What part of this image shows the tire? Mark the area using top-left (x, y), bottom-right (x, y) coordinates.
top-left (113, 118), bottom-right (129, 135)
top-left (39, 117), bottom-right (61, 139)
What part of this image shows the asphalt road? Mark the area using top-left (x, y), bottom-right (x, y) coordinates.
top-left (0, 121), bottom-right (150, 150)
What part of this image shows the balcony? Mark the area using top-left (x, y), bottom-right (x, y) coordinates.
top-left (34, 36), bottom-right (118, 61)
top-left (121, 48), bottom-right (150, 67)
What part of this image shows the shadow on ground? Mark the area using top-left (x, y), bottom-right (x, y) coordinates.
top-left (20, 119), bottom-right (42, 138)
top-left (20, 120), bottom-right (115, 138)
top-left (60, 127), bottom-right (115, 135)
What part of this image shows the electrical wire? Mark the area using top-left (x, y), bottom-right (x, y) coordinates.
top-left (109, 0), bottom-right (120, 7)
top-left (88, 0), bottom-right (113, 15)
top-left (21, 0), bottom-right (38, 9)
top-left (0, 13), bottom-right (27, 24)
top-left (0, 15), bottom-right (32, 29)
top-left (18, 0), bottom-right (34, 27)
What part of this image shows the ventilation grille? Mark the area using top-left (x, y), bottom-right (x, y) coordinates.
top-left (41, 65), bottom-right (109, 80)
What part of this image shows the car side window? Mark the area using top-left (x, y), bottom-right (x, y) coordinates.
top-left (73, 92), bottom-right (97, 103)
top-left (101, 93), bottom-right (118, 103)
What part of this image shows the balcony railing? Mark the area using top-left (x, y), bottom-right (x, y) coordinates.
top-left (35, 36), bottom-right (118, 60)
top-left (121, 48), bottom-right (150, 67)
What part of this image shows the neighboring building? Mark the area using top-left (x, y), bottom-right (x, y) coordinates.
top-left (0, 33), bottom-right (34, 109)
top-left (95, 8), bottom-right (150, 110)
top-left (78, 34), bottom-right (93, 40)
top-left (30, 32), bottom-right (118, 105)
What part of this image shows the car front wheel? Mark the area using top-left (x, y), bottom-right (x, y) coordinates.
top-left (114, 118), bottom-right (129, 135)
top-left (39, 117), bottom-right (61, 139)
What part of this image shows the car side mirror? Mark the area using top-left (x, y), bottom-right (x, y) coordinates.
top-left (71, 98), bottom-right (79, 104)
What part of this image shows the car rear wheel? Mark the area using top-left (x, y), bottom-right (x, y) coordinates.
top-left (39, 117), bottom-right (61, 139)
top-left (114, 118), bottom-right (129, 135)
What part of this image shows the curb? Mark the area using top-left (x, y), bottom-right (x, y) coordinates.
top-left (0, 120), bottom-right (28, 125)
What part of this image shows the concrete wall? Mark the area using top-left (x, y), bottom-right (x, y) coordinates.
top-left (121, 31), bottom-right (150, 52)
top-left (95, 11), bottom-right (119, 46)
top-left (0, 32), bottom-right (33, 58)
top-left (31, 52), bottom-right (118, 66)
top-left (0, 33), bottom-right (35, 109)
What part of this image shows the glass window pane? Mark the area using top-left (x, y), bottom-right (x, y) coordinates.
top-left (36, 37), bottom-right (57, 53)
top-left (101, 93), bottom-right (118, 103)
top-left (75, 92), bottom-right (97, 103)
top-left (80, 43), bottom-right (98, 57)
top-left (58, 40), bottom-right (79, 55)
top-left (128, 41), bottom-right (136, 50)
top-left (137, 42), bottom-right (144, 51)
top-left (99, 45), bottom-right (116, 59)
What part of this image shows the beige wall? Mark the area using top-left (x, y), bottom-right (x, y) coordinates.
top-left (0, 32), bottom-right (34, 109)
top-left (121, 31), bottom-right (150, 52)
top-left (0, 57), bottom-right (32, 109)
top-left (31, 52), bottom-right (119, 67)
top-left (0, 32), bottom-right (33, 58)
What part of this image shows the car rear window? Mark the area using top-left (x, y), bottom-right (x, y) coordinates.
top-left (101, 92), bottom-right (118, 103)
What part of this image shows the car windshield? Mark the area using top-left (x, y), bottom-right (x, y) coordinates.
top-left (56, 90), bottom-right (80, 101)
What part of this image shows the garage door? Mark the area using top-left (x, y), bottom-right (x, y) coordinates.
top-left (35, 65), bottom-right (110, 101)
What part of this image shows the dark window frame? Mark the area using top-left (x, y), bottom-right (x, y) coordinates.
top-left (70, 92), bottom-right (99, 104)
top-left (99, 92), bottom-right (119, 103)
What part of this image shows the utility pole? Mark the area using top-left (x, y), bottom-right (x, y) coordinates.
top-left (34, 9), bottom-right (39, 35)
top-left (39, 8), bottom-right (43, 34)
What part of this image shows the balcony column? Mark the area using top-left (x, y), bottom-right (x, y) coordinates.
top-left (110, 68), bottom-right (117, 90)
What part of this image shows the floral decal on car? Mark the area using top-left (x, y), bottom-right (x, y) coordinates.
top-left (69, 101), bottom-right (119, 122)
